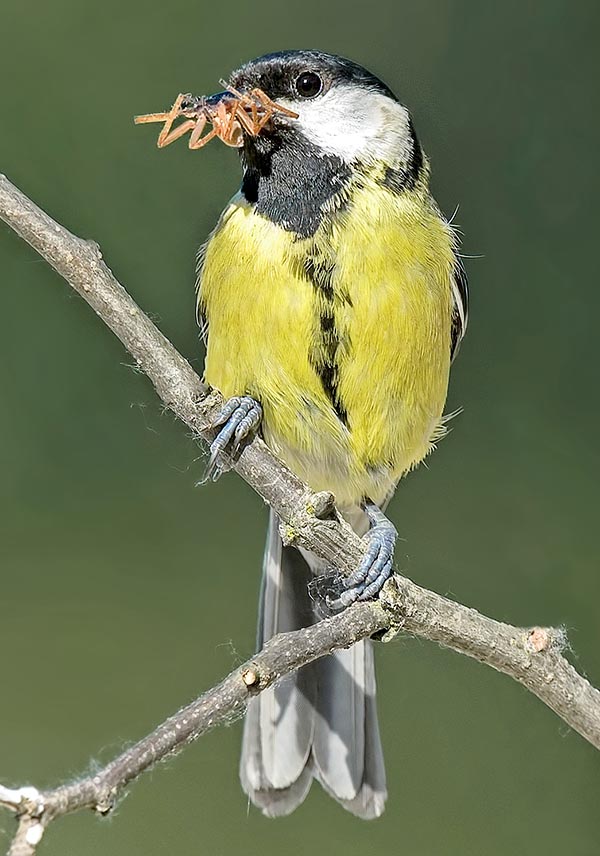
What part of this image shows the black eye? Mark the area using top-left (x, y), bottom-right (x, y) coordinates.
top-left (294, 71), bottom-right (323, 98)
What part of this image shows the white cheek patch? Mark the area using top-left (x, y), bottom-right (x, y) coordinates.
top-left (277, 86), bottom-right (413, 167)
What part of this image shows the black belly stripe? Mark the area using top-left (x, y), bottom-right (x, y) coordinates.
top-left (303, 254), bottom-right (335, 300)
top-left (317, 308), bottom-right (348, 426)
top-left (295, 247), bottom-right (349, 427)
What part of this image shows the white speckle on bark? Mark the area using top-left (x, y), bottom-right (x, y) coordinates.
top-left (26, 823), bottom-right (44, 845)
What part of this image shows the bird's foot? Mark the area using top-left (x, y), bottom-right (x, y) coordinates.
top-left (327, 502), bottom-right (397, 610)
top-left (200, 395), bottom-right (262, 483)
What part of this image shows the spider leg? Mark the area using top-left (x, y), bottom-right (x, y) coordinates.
top-left (217, 100), bottom-right (233, 131)
top-left (223, 82), bottom-right (243, 99)
top-left (135, 92), bottom-right (196, 127)
top-left (249, 88), bottom-right (299, 127)
top-left (249, 88), bottom-right (268, 105)
top-left (252, 88), bottom-right (298, 117)
top-left (231, 93), bottom-right (255, 135)
top-left (155, 94), bottom-right (197, 148)
top-left (210, 101), bottom-right (231, 143)
top-left (219, 102), bottom-right (244, 146)
top-left (255, 108), bottom-right (275, 132)
top-left (158, 118), bottom-right (197, 148)
top-left (225, 102), bottom-right (241, 132)
top-left (243, 90), bottom-right (277, 133)
top-left (189, 123), bottom-right (219, 149)
top-left (234, 102), bottom-right (258, 135)
top-left (134, 111), bottom-right (171, 125)
top-left (188, 113), bottom-right (211, 148)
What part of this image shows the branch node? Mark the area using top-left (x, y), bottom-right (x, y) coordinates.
top-left (307, 491), bottom-right (336, 520)
top-left (85, 239), bottom-right (102, 259)
top-left (94, 790), bottom-right (116, 816)
top-left (196, 388), bottom-right (221, 416)
top-left (21, 788), bottom-right (45, 819)
top-left (527, 627), bottom-right (552, 654)
top-left (373, 576), bottom-right (404, 642)
top-left (241, 666), bottom-right (259, 688)
top-left (0, 786), bottom-right (45, 818)
top-left (25, 823), bottom-right (44, 847)
top-left (279, 523), bottom-right (298, 547)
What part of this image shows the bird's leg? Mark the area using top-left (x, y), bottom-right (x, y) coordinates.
top-left (200, 395), bottom-right (262, 483)
top-left (328, 501), bottom-right (397, 609)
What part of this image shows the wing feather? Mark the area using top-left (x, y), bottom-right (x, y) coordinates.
top-left (450, 255), bottom-right (468, 359)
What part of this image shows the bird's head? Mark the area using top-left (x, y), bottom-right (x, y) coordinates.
top-left (225, 50), bottom-right (419, 175)
top-left (135, 51), bottom-right (425, 235)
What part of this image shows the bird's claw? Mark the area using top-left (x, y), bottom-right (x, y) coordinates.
top-left (199, 395), bottom-right (262, 483)
top-left (326, 502), bottom-right (397, 610)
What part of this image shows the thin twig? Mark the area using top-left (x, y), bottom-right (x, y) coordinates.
top-left (1, 173), bottom-right (599, 854)
top-left (0, 607), bottom-right (386, 834)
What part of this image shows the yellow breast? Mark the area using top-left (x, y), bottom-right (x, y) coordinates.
top-left (199, 177), bottom-right (455, 507)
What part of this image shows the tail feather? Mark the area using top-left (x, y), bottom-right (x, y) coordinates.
top-left (240, 508), bottom-right (387, 818)
top-left (240, 685), bottom-right (315, 816)
top-left (312, 643), bottom-right (366, 800)
top-left (242, 512), bottom-right (316, 799)
top-left (333, 641), bottom-right (387, 819)
top-left (241, 749), bottom-right (314, 818)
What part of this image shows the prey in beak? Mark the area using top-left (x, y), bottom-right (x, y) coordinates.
top-left (134, 86), bottom-right (298, 150)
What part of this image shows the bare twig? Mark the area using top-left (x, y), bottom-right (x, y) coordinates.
top-left (1, 173), bottom-right (599, 854)
top-left (0, 607), bottom-right (386, 843)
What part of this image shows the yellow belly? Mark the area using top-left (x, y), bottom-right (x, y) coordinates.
top-left (199, 179), bottom-right (455, 507)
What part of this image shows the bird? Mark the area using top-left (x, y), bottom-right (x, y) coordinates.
top-left (195, 49), bottom-right (468, 819)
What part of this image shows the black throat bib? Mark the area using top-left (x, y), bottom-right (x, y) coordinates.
top-left (240, 128), bottom-right (352, 238)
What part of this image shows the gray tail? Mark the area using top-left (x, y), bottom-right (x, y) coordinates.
top-left (240, 509), bottom-right (387, 819)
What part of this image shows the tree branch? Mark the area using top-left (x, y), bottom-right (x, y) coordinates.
top-left (1, 173), bottom-right (599, 854)
top-left (0, 606), bottom-right (386, 850)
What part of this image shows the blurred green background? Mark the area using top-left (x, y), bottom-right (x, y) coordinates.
top-left (1, 1), bottom-right (599, 853)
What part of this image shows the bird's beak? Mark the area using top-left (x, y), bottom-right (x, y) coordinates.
top-left (201, 91), bottom-right (236, 109)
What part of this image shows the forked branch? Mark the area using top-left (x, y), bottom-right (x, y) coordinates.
top-left (1, 173), bottom-right (599, 855)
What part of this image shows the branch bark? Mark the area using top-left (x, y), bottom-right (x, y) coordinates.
top-left (1, 173), bottom-right (599, 854)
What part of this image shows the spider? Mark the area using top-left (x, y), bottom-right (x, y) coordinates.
top-left (134, 87), bottom-right (298, 150)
